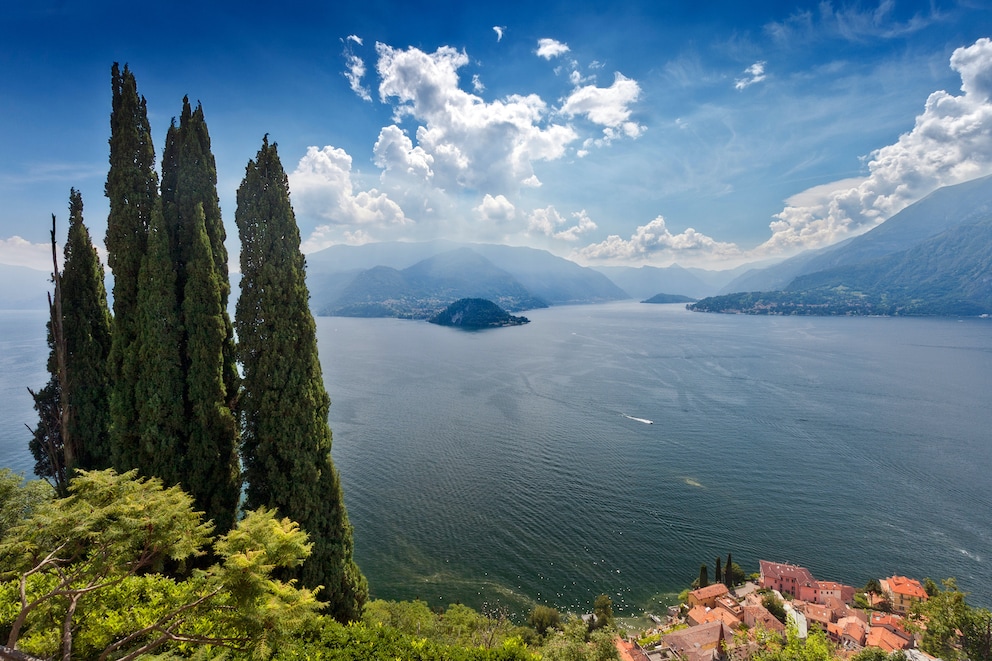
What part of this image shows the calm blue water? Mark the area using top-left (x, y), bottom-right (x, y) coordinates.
top-left (2, 304), bottom-right (991, 613)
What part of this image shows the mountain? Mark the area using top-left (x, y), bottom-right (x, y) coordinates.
top-left (691, 175), bottom-right (992, 316)
top-left (0, 264), bottom-right (50, 310)
top-left (320, 248), bottom-right (547, 318)
top-left (642, 293), bottom-right (696, 304)
top-left (428, 298), bottom-right (529, 329)
top-left (593, 264), bottom-right (713, 300)
top-left (720, 173), bottom-right (992, 294)
top-left (306, 242), bottom-right (627, 318)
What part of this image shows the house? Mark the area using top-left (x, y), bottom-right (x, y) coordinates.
top-left (615, 637), bottom-right (651, 661)
top-left (663, 620), bottom-right (733, 661)
top-left (813, 581), bottom-right (856, 605)
top-left (880, 576), bottom-right (928, 615)
top-left (867, 626), bottom-right (912, 653)
top-left (827, 616), bottom-right (868, 648)
top-left (689, 583), bottom-right (730, 609)
top-left (758, 561), bottom-right (816, 598)
top-left (743, 604), bottom-right (786, 637)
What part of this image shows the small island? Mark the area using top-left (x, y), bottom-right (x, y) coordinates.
top-left (429, 298), bottom-right (530, 329)
top-left (642, 293), bottom-right (697, 304)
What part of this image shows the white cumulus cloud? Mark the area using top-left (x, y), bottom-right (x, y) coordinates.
top-left (290, 145), bottom-right (410, 233)
top-left (560, 72), bottom-right (645, 143)
top-left (760, 36), bottom-right (992, 254)
top-left (374, 43), bottom-right (579, 192)
top-left (576, 216), bottom-right (741, 262)
top-left (536, 38), bottom-right (570, 59)
top-left (493, 26), bottom-right (505, 42)
top-left (475, 194), bottom-right (517, 223)
top-left (528, 206), bottom-right (598, 242)
top-left (0, 236), bottom-right (55, 271)
top-left (344, 53), bottom-right (371, 101)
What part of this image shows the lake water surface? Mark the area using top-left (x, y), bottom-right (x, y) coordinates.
top-left (2, 303), bottom-right (990, 614)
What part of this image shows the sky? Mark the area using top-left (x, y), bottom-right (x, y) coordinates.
top-left (3, 0), bottom-right (992, 273)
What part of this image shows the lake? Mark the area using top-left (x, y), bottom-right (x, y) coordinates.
top-left (2, 303), bottom-right (991, 614)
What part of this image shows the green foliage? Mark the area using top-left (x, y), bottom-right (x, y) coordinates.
top-left (181, 203), bottom-right (239, 533)
top-left (235, 136), bottom-right (367, 621)
top-left (60, 189), bottom-right (113, 471)
top-left (539, 616), bottom-right (618, 661)
top-left (529, 604), bottom-right (562, 636)
top-left (699, 563), bottom-right (709, 589)
top-left (592, 594), bottom-right (614, 630)
top-left (0, 469), bottom-right (319, 660)
top-left (851, 648), bottom-right (907, 661)
top-left (715, 556), bottom-right (723, 584)
top-left (910, 577), bottom-right (992, 661)
top-left (0, 470), bottom-right (51, 542)
top-left (276, 616), bottom-right (538, 660)
top-left (105, 63), bottom-right (158, 467)
top-left (762, 593), bottom-right (787, 624)
top-left (131, 205), bottom-right (186, 485)
top-left (755, 626), bottom-right (835, 661)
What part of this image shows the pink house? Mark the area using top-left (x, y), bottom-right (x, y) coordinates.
top-left (758, 560), bottom-right (815, 597)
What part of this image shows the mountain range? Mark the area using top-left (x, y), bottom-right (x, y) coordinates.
top-left (692, 174), bottom-right (992, 316)
top-left (304, 241), bottom-right (628, 318)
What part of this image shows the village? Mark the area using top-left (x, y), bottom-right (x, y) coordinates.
top-left (614, 560), bottom-right (936, 661)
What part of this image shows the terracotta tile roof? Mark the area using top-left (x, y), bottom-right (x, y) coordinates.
top-left (691, 583), bottom-right (730, 600)
top-left (759, 560), bottom-right (816, 585)
top-left (885, 576), bottom-right (928, 600)
top-left (614, 637), bottom-right (651, 661)
top-left (867, 626), bottom-right (911, 652)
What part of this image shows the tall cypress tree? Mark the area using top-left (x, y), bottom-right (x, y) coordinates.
top-left (156, 98), bottom-right (240, 530)
top-left (105, 63), bottom-right (158, 467)
top-left (236, 137), bottom-right (367, 622)
top-left (182, 203), bottom-right (239, 533)
top-left (29, 192), bottom-right (112, 493)
top-left (131, 202), bottom-right (185, 487)
top-left (61, 189), bottom-right (113, 469)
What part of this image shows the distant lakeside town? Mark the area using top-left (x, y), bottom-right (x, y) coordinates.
top-left (615, 559), bottom-right (985, 661)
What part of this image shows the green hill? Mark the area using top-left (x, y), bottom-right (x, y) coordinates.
top-left (428, 298), bottom-right (530, 328)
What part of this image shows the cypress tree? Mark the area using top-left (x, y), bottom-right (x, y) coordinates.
top-left (699, 564), bottom-right (709, 589)
top-left (715, 556), bottom-right (722, 585)
top-left (726, 552), bottom-right (735, 587)
top-left (105, 63), bottom-right (158, 467)
top-left (61, 189), bottom-right (113, 469)
top-left (130, 203), bottom-right (185, 486)
top-left (236, 136), bottom-right (367, 621)
top-left (182, 203), bottom-right (239, 533)
top-left (156, 98), bottom-right (240, 531)
top-left (29, 192), bottom-right (112, 493)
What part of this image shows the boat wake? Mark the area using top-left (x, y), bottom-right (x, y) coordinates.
top-left (621, 413), bottom-right (653, 425)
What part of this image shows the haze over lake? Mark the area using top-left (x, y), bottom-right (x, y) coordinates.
top-left (2, 303), bottom-right (991, 613)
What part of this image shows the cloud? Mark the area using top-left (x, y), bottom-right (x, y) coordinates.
top-left (493, 26), bottom-right (505, 42)
top-left (759, 37), bottom-right (992, 254)
top-left (766, 1), bottom-right (936, 45)
top-left (472, 74), bottom-right (485, 93)
top-left (372, 125), bottom-right (434, 182)
top-left (374, 43), bottom-right (579, 192)
top-left (536, 38), bottom-right (570, 59)
top-left (734, 61), bottom-right (767, 90)
top-left (342, 36), bottom-right (371, 101)
top-left (575, 216), bottom-right (741, 262)
top-left (475, 194), bottom-right (516, 223)
top-left (344, 54), bottom-right (371, 101)
top-left (560, 72), bottom-right (645, 143)
top-left (0, 236), bottom-right (55, 271)
top-left (528, 206), bottom-right (598, 242)
top-left (290, 145), bottom-right (411, 231)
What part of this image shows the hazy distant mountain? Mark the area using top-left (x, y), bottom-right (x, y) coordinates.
top-left (0, 264), bottom-right (49, 310)
top-left (720, 173), bottom-right (992, 294)
top-left (593, 263), bottom-right (756, 300)
top-left (307, 242), bottom-right (626, 317)
top-left (320, 248), bottom-right (547, 318)
top-left (692, 175), bottom-right (992, 316)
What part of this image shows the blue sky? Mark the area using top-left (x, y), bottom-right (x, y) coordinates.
top-left (3, 0), bottom-right (992, 272)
